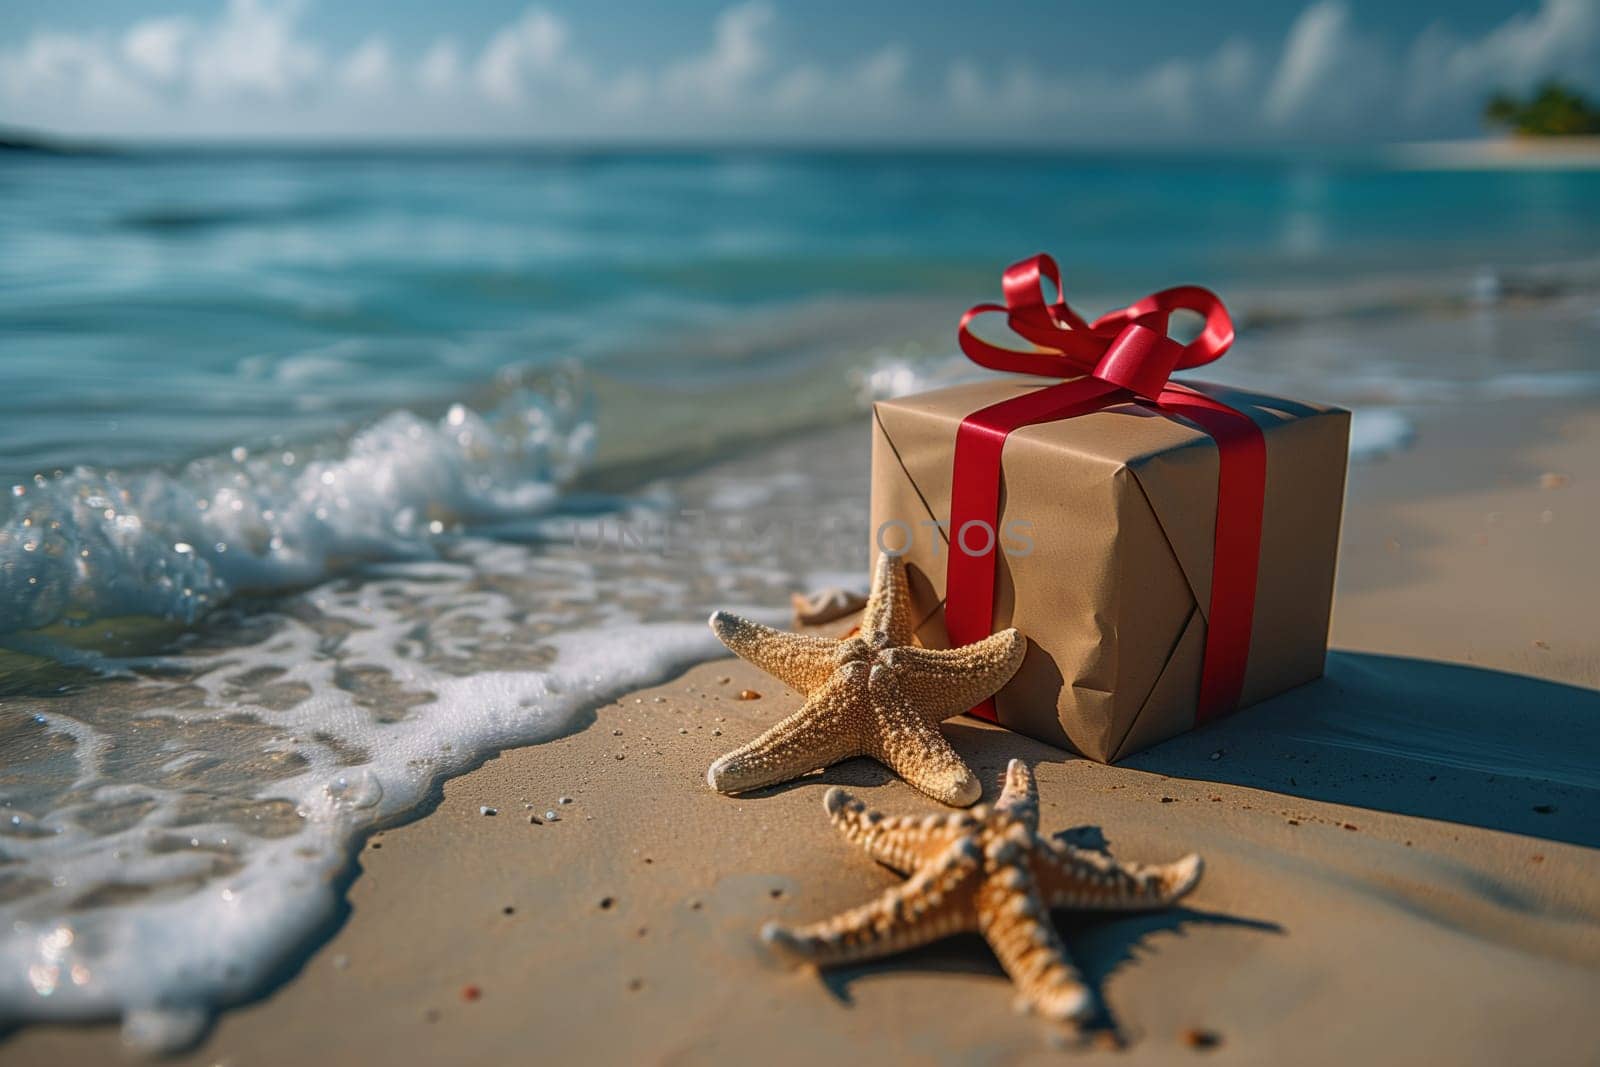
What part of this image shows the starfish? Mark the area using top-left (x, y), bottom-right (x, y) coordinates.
top-left (761, 760), bottom-right (1204, 1022)
top-left (706, 553), bottom-right (1025, 806)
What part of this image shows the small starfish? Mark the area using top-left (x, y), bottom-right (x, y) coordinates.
top-left (761, 760), bottom-right (1204, 1022)
top-left (790, 586), bottom-right (867, 627)
top-left (707, 553), bottom-right (1024, 806)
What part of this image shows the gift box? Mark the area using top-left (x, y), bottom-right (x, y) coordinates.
top-left (868, 254), bottom-right (1349, 762)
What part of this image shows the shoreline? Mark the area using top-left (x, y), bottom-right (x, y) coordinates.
top-left (6, 393), bottom-right (1600, 1064)
top-left (7, 267), bottom-right (1600, 645)
top-left (1390, 136), bottom-right (1600, 171)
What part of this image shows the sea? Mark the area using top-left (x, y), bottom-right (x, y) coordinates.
top-left (2, 146), bottom-right (1598, 1049)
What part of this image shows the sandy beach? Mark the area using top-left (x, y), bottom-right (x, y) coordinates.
top-left (6, 0), bottom-right (1600, 1055)
top-left (1392, 136), bottom-right (1600, 170)
top-left (5, 390), bottom-right (1598, 1066)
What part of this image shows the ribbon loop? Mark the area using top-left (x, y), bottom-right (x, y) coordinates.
top-left (957, 254), bottom-right (1234, 395)
top-left (1095, 285), bottom-right (1235, 371)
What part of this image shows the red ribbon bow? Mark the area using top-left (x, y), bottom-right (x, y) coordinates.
top-left (945, 253), bottom-right (1267, 727)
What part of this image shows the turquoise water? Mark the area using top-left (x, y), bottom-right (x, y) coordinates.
top-left (4, 148), bottom-right (1599, 479)
top-left (5, 147), bottom-right (1599, 637)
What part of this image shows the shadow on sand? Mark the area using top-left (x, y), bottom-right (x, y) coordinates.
top-left (817, 906), bottom-right (1282, 1044)
top-left (628, 647), bottom-right (1596, 1044)
top-left (795, 649), bottom-right (1599, 1034)
top-left (1121, 650), bottom-right (1600, 849)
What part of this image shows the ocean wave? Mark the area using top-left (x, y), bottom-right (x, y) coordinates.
top-left (113, 196), bottom-right (357, 235)
top-left (0, 368), bottom-right (594, 636)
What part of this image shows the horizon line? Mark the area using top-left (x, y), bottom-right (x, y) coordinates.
top-left (0, 125), bottom-right (1492, 159)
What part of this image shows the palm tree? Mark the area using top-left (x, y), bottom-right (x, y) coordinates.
top-left (1482, 80), bottom-right (1600, 137)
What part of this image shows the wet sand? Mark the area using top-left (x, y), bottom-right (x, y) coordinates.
top-left (7, 399), bottom-right (1600, 1065)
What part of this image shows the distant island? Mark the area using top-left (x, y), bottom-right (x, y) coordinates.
top-left (0, 127), bottom-right (115, 155)
top-left (1389, 80), bottom-right (1600, 170)
top-left (1483, 80), bottom-right (1600, 138)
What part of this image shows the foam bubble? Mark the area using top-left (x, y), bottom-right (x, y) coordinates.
top-left (1348, 408), bottom-right (1417, 462)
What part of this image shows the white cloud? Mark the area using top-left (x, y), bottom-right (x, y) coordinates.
top-left (187, 0), bottom-right (323, 101)
top-left (475, 7), bottom-right (588, 105)
top-left (1406, 0), bottom-right (1600, 118)
top-left (0, 32), bottom-right (150, 117)
top-left (0, 0), bottom-right (334, 134)
top-left (340, 37), bottom-right (392, 94)
top-left (771, 63), bottom-right (824, 112)
top-left (599, 69), bottom-right (651, 115)
top-left (662, 1), bottom-right (775, 109)
top-left (123, 17), bottom-right (194, 84)
top-left (938, 33), bottom-right (1262, 139)
top-left (1207, 37), bottom-right (1259, 97)
top-left (418, 39), bottom-right (461, 95)
top-left (1265, 1), bottom-right (1355, 123)
top-left (1258, 0), bottom-right (1600, 131)
top-left (946, 59), bottom-right (984, 113)
top-left (856, 44), bottom-right (909, 99)
top-left (771, 43), bottom-right (906, 117)
top-left (1144, 60), bottom-right (1206, 123)
top-left (1, 0), bottom-right (1596, 143)
top-left (1448, 0), bottom-right (1598, 83)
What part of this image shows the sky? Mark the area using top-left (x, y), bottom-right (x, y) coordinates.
top-left (1, 0), bottom-right (1597, 144)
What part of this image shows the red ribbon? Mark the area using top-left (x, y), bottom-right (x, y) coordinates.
top-left (945, 254), bottom-right (1266, 726)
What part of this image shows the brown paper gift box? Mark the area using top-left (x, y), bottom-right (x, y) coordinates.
top-left (869, 376), bottom-right (1350, 763)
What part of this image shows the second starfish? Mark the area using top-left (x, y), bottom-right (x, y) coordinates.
top-left (762, 760), bottom-right (1204, 1022)
top-left (706, 552), bottom-right (1026, 806)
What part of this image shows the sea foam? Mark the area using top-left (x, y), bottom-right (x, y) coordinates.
top-left (0, 587), bottom-right (728, 1050)
top-left (0, 369), bottom-right (593, 635)
top-left (0, 413), bottom-right (863, 1052)
top-left (1348, 408), bottom-right (1417, 462)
